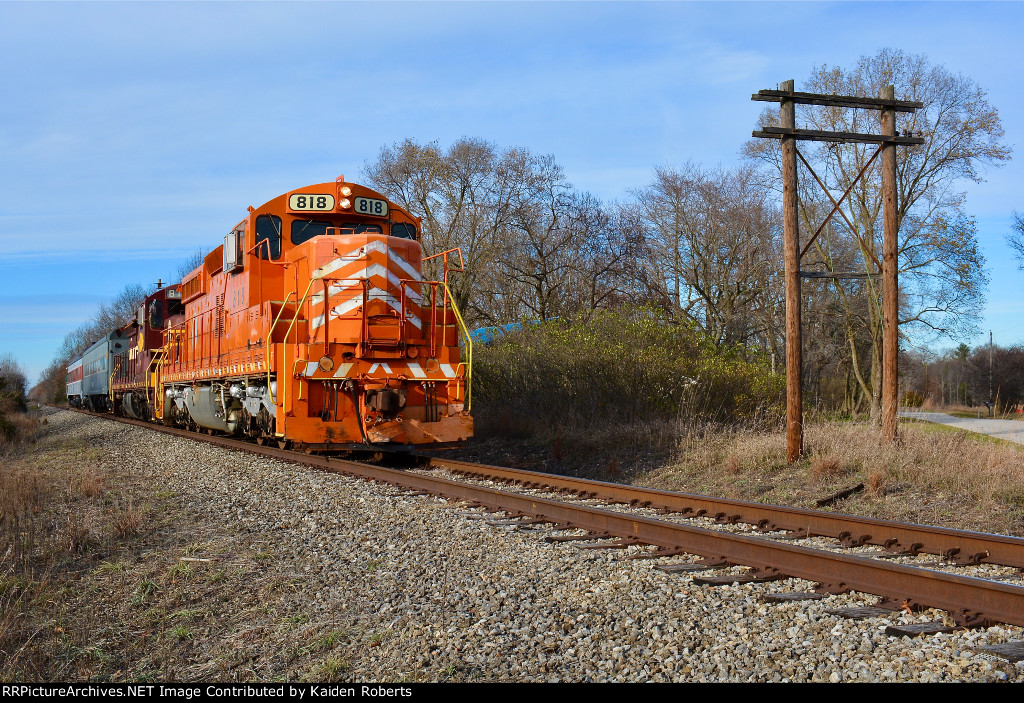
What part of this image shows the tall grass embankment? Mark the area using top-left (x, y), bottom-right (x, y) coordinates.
top-left (639, 417), bottom-right (1024, 535)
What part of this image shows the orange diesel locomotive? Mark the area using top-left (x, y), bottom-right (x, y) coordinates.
top-left (157, 178), bottom-right (472, 451)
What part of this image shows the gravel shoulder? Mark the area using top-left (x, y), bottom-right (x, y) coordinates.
top-left (5, 409), bottom-right (1024, 682)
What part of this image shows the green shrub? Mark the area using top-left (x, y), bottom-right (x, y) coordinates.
top-left (472, 307), bottom-right (784, 430)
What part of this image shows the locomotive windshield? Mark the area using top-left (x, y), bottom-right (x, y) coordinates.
top-left (291, 219), bottom-right (383, 244)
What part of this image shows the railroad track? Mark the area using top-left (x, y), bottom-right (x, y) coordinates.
top-left (62, 407), bottom-right (1024, 646)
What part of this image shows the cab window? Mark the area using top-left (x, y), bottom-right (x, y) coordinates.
top-left (255, 215), bottom-right (282, 259)
top-left (391, 223), bottom-right (416, 239)
top-left (148, 300), bottom-right (163, 329)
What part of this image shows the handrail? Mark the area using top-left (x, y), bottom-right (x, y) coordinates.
top-left (277, 276), bottom-right (322, 422)
top-left (422, 248), bottom-right (466, 288)
top-left (441, 280), bottom-right (472, 412)
top-left (108, 360), bottom-right (121, 405)
top-left (161, 252), bottom-right (472, 430)
top-left (154, 354), bottom-right (165, 419)
top-left (265, 290), bottom-right (298, 405)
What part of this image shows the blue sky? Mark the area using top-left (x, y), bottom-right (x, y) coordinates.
top-left (1, 1), bottom-right (1022, 383)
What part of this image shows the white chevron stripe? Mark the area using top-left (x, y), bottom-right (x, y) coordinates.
top-left (311, 292), bottom-right (423, 330)
top-left (314, 241), bottom-right (422, 282)
top-left (310, 270), bottom-right (423, 307)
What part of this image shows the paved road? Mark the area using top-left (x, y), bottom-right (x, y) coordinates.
top-left (899, 410), bottom-right (1024, 445)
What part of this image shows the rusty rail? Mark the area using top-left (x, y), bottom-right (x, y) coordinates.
top-left (428, 457), bottom-right (1024, 570)
top-left (61, 408), bottom-right (1024, 627)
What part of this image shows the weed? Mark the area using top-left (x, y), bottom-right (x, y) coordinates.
top-left (171, 626), bottom-right (192, 641)
top-left (132, 579), bottom-right (159, 605)
top-left (182, 542), bottom-right (207, 557)
top-left (171, 609), bottom-right (202, 621)
top-left (364, 559), bottom-right (381, 573)
top-left (80, 471), bottom-right (105, 498)
top-left (315, 656), bottom-right (351, 681)
top-left (111, 504), bottom-right (142, 538)
top-left (368, 629), bottom-right (392, 647)
top-left (62, 510), bottom-right (93, 554)
top-left (167, 562), bottom-right (195, 582)
top-left (96, 561), bottom-right (127, 575)
top-left (303, 630), bottom-right (346, 654)
top-left (606, 457), bottom-right (621, 479)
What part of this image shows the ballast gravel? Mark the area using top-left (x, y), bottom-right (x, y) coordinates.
top-left (60, 411), bottom-right (1024, 682)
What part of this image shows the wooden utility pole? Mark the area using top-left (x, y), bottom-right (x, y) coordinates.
top-left (880, 85), bottom-right (900, 445)
top-left (751, 83), bottom-right (923, 460)
top-left (780, 80), bottom-right (803, 462)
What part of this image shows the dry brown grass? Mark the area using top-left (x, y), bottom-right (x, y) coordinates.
top-left (80, 470), bottom-right (106, 498)
top-left (2, 410), bottom-right (374, 683)
top-left (810, 455), bottom-right (846, 482)
top-left (866, 469), bottom-right (887, 497)
top-left (0, 407), bottom-right (38, 459)
top-left (111, 503), bottom-right (142, 538)
top-left (639, 417), bottom-right (1024, 535)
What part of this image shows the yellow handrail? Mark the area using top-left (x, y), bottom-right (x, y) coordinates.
top-left (108, 360), bottom-right (121, 405)
top-left (441, 281), bottom-right (472, 412)
top-left (268, 276), bottom-right (324, 429)
top-left (265, 290), bottom-right (299, 404)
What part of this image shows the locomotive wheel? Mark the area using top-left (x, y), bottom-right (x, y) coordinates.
top-left (239, 408), bottom-right (254, 438)
top-left (256, 407), bottom-right (274, 437)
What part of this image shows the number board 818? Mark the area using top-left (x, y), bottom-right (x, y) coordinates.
top-left (354, 197), bottom-right (388, 217)
top-left (288, 193), bottom-right (335, 211)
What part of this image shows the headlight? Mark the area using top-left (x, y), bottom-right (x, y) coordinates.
top-left (340, 198), bottom-right (351, 209)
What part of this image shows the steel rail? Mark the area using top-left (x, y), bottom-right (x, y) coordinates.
top-left (61, 408), bottom-right (1024, 626)
top-left (428, 457), bottom-right (1024, 569)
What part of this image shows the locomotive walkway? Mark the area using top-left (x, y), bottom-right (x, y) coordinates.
top-left (900, 411), bottom-right (1024, 445)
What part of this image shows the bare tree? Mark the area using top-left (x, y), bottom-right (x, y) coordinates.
top-left (0, 353), bottom-right (27, 406)
top-left (53, 282), bottom-right (149, 373)
top-left (631, 162), bottom-right (782, 347)
top-left (175, 248), bottom-right (207, 281)
top-left (365, 138), bottom-right (627, 325)
top-left (1009, 211), bottom-right (1024, 268)
top-left (365, 138), bottom-right (512, 320)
